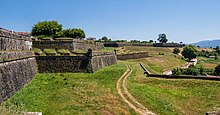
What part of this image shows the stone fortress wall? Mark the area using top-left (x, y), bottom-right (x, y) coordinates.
top-left (33, 40), bottom-right (104, 51)
top-left (0, 29), bottom-right (37, 102)
top-left (36, 50), bottom-right (117, 73)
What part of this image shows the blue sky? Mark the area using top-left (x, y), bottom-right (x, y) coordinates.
top-left (1, 0), bottom-right (220, 43)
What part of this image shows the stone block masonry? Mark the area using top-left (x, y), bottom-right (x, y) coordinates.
top-left (116, 52), bottom-right (149, 60)
top-left (33, 40), bottom-right (104, 51)
top-left (0, 28), bottom-right (36, 102)
top-left (36, 50), bottom-right (117, 73)
top-left (91, 52), bottom-right (117, 72)
top-left (0, 58), bottom-right (37, 102)
top-left (36, 56), bottom-right (89, 73)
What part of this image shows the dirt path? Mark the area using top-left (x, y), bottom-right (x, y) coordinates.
top-left (117, 65), bottom-right (155, 115)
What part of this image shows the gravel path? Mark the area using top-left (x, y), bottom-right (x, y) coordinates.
top-left (117, 65), bottom-right (155, 115)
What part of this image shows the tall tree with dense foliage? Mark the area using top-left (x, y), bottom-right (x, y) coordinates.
top-left (157, 33), bottom-right (168, 43)
top-left (31, 21), bottom-right (63, 38)
top-left (63, 28), bottom-right (85, 38)
top-left (181, 45), bottom-right (197, 61)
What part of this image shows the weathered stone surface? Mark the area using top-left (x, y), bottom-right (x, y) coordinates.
top-left (33, 40), bottom-right (104, 51)
top-left (0, 37), bottom-right (31, 51)
top-left (0, 29), bottom-right (36, 103)
top-left (36, 51), bottom-right (117, 73)
top-left (91, 52), bottom-right (117, 72)
top-left (0, 58), bottom-right (37, 102)
top-left (104, 42), bottom-right (153, 47)
top-left (0, 51), bottom-right (33, 62)
top-left (117, 52), bottom-right (149, 60)
top-left (36, 56), bottom-right (89, 73)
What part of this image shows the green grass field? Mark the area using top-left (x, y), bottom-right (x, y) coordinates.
top-left (2, 46), bottom-right (220, 114)
top-left (3, 62), bottom-right (135, 115)
top-left (126, 60), bottom-right (220, 114)
top-left (197, 56), bottom-right (220, 69)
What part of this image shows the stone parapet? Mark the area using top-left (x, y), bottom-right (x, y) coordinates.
top-left (0, 37), bottom-right (32, 51)
top-left (0, 51), bottom-right (33, 62)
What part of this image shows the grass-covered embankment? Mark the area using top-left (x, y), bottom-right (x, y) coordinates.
top-left (126, 59), bottom-right (220, 114)
top-left (4, 62), bottom-right (135, 114)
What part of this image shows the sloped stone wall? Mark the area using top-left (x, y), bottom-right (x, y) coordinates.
top-left (0, 58), bottom-right (37, 102)
top-left (104, 43), bottom-right (153, 47)
top-left (75, 42), bottom-right (104, 51)
top-left (91, 52), bottom-right (117, 72)
top-left (36, 51), bottom-right (117, 73)
top-left (33, 41), bottom-right (75, 51)
top-left (0, 51), bottom-right (33, 62)
top-left (36, 56), bottom-right (89, 73)
top-left (0, 29), bottom-right (36, 102)
top-left (33, 40), bottom-right (104, 51)
top-left (117, 52), bottom-right (149, 60)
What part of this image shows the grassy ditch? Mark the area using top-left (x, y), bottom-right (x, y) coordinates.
top-left (3, 62), bottom-right (135, 115)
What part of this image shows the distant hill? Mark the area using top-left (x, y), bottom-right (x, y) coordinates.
top-left (191, 39), bottom-right (220, 48)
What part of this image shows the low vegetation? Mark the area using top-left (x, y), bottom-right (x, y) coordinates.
top-left (3, 62), bottom-right (135, 114)
top-left (126, 60), bottom-right (220, 114)
top-left (172, 66), bottom-right (214, 76)
top-left (3, 46), bottom-right (220, 114)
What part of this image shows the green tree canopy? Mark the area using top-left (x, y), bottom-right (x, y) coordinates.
top-left (31, 20), bottom-right (63, 38)
top-left (214, 64), bottom-right (220, 75)
top-left (173, 48), bottom-right (180, 54)
top-left (157, 33), bottom-right (168, 43)
top-left (99, 36), bottom-right (111, 42)
top-left (181, 45), bottom-right (197, 60)
top-left (63, 28), bottom-right (85, 38)
top-left (101, 36), bottom-right (108, 41)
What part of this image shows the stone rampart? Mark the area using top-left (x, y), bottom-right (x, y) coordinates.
top-left (0, 51), bottom-right (33, 62)
top-left (104, 43), bottom-right (153, 47)
top-left (36, 50), bottom-right (117, 73)
top-left (116, 52), bottom-right (149, 60)
top-left (33, 41), bottom-right (75, 51)
top-left (0, 57), bottom-right (37, 102)
top-left (74, 42), bottom-right (104, 51)
top-left (33, 40), bottom-right (104, 51)
top-left (36, 56), bottom-right (89, 73)
top-left (0, 37), bottom-right (32, 51)
top-left (0, 29), bottom-right (36, 102)
top-left (153, 43), bottom-right (182, 47)
top-left (91, 52), bottom-right (117, 72)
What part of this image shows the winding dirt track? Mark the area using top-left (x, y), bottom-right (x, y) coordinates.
top-left (117, 65), bottom-right (156, 115)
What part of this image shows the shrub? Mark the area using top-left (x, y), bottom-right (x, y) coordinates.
top-left (214, 64), bottom-right (220, 75)
top-left (173, 48), bottom-right (180, 54)
top-left (172, 68), bottom-right (181, 75)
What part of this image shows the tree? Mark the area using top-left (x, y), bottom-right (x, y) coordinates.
top-left (214, 64), bottom-right (220, 75)
top-left (130, 40), bottom-right (140, 43)
top-left (181, 45), bottom-right (197, 61)
top-left (157, 33), bottom-right (168, 43)
top-left (63, 28), bottom-right (85, 38)
top-left (100, 36), bottom-right (111, 42)
top-left (101, 36), bottom-right (108, 41)
top-left (173, 48), bottom-right (180, 54)
top-left (149, 40), bottom-right (154, 43)
top-left (31, 20), bottom-right (63, 38)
